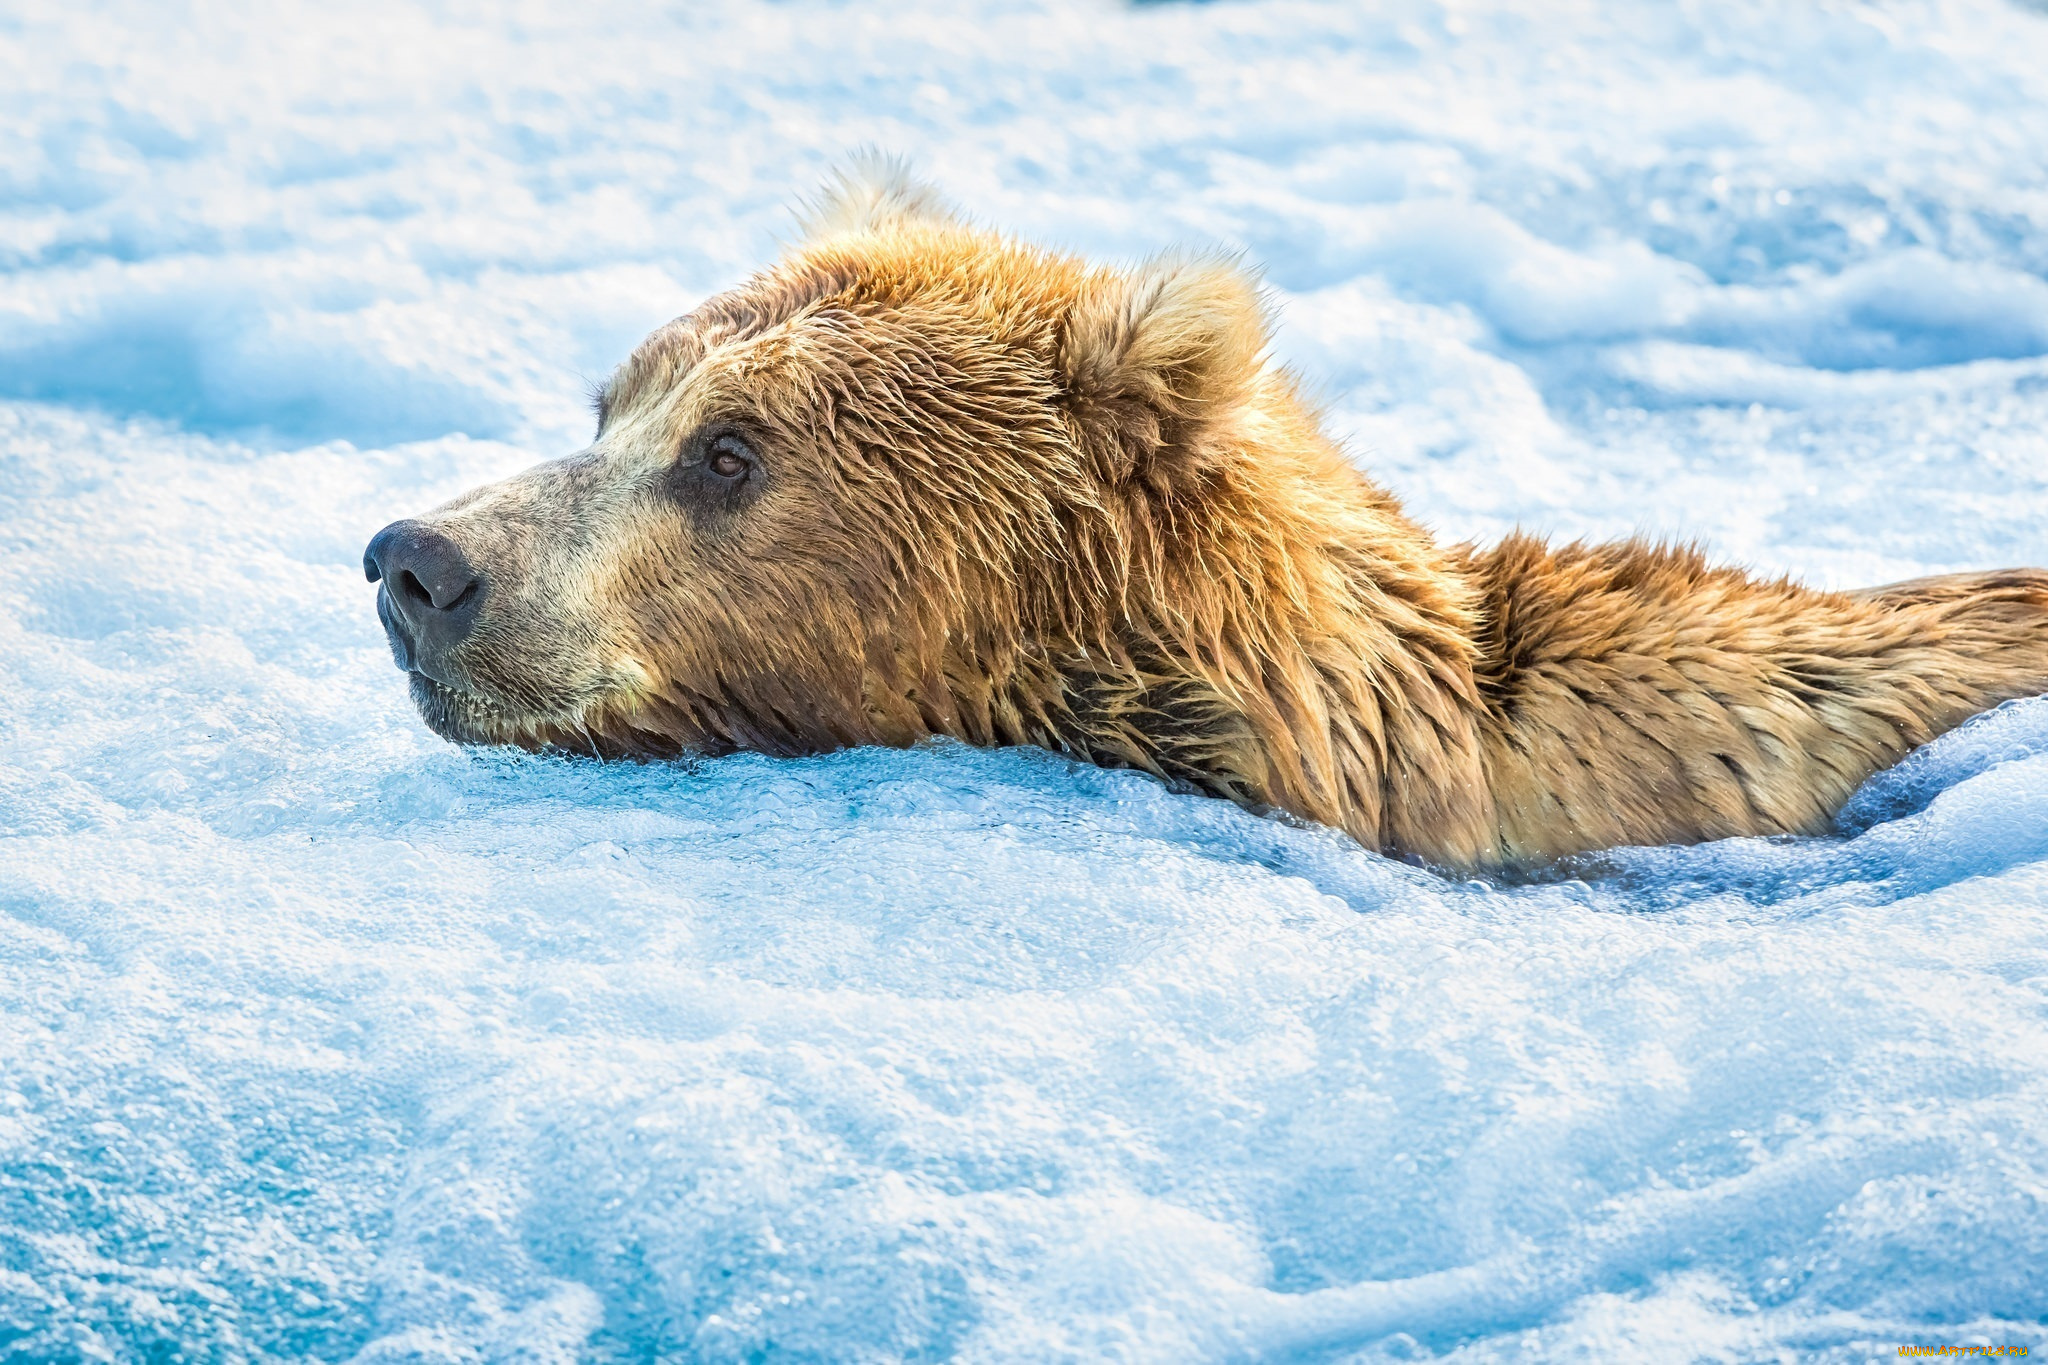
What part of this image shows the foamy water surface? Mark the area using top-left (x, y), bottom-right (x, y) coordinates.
top-left (4, 0), bottom-right (2048, 1358)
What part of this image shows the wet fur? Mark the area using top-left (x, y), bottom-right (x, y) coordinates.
top-left (396, 164), bottom-right (2048, 872)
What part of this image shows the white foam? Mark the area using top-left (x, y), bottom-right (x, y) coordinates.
top-left (4, 0), bottom-right (2048, 1357)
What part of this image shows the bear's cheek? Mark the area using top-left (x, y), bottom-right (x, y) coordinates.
top-left (601, 537), bottom-right (883, 709)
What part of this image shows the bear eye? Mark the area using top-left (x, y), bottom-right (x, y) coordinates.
top-left (668, 427), bottom-right (764, 525)
top-left (706, 433), bottom-right (752, 480)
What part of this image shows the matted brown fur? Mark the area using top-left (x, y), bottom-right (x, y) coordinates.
top-left (375, 166), bottom-right (2048, 872)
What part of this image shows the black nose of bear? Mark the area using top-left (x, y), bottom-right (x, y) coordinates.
top-left (364, 520), bottom-right (484, 675)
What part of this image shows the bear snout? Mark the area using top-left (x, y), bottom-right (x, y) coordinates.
top-left (364, 519), bottom-right (486, 684)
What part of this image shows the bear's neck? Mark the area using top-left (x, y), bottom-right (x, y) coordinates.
top-left (1021, 434), bottom-right (1506, 869)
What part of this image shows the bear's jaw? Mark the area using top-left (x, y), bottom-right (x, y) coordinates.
top-left (406, 671), bottom-right (534, 748)
top-left (403, 670), bottom-right (663, 759)
top-left (407, 657), bottom-right (847, 764)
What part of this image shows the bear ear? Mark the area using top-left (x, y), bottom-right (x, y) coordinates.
top-left (1058, 253), bottom-right (1270, 496)
top-left (797, 154), bottom-right (961, 241)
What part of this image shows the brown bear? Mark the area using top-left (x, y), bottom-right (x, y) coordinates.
top-left (363, 166), bottom-right (2048, 872)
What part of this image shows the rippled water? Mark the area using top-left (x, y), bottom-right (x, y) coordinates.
top-left (3, 0), bottom-right (2047, 1358)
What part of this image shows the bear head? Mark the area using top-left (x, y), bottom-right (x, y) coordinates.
top-left (364, 163), bottom-right (1293, 763)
